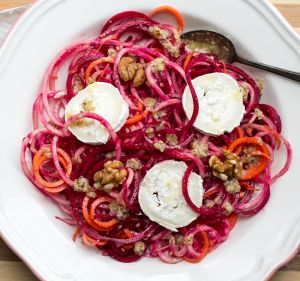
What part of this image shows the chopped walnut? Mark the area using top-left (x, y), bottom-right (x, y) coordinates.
top-left (86, 191), bottom-right (97, 198)
top-left (254, 108), bottom-right (264, 120)
top-left (255, 78), bottom-right (264, 93)
top-left (109, 201), bottom-right (129, 220)
top-left (93, 160), bottom-right (127, 192)
top-left (224, 178), bottom-right (241, 194)
top-left (134, 241), bottom-right (146, 256)
top-left (73, 75), bottom-right (84, 93)
top-left (154, 141), bottom-right (166, 152)
top-left (107, 48), bottom-right (117, 58)
top-left (133, 63), bottom-right (145, 87)
top-left (190, 140), bottom-right (209, 158)
top-left (148, 26), bottom-right (169, 40)
top-left (73, 177), bottom-right (90, 193)
top-left (145, 127), bottom-right (155, 138)
top-left (152, 110), bottom-right (166, 121)
top-left (166, 134), bottom-right (178, 146)
top-left (42, 147), bottom-right (52, 158)
top-left (82, 99), bottom-right (95, 112)
top-left (150, 58), bottom-right (166, 73)
top-left (241, 146), bottom-right (260, 166)
top-left (239, 84), bottom-right (249, 101)
top-left (156, 121), bottom-right (166, 131)
top-left (205, 199), bottom-right (215, 208)
top-left (209, 150), bottom-right (243, 181)
top-left (161, 40), bottom-right (180, 58)
top-left (223, 201), bottom-right (234, 215)
top-left (126, 158), bottom-right (142, 170)
top-left (118, 57), bottom-right (145, 87)
top-left (174, 234), bottom-right (185, 246)
top-left (144, 97), bottom-right (157, 109)
top-left (184, 235), bottom-right (193, 245)
top-left (69, 118), bottom-right (93, 128)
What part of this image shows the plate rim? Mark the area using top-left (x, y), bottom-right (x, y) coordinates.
top-left (0, 0), bottom-right (299, 280)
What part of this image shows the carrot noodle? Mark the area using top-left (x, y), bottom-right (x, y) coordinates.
top-left (21, 8), bottom-right (292, 264)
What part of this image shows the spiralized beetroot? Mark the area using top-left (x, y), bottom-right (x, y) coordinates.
top-left (20, 9), bottom-right (292, 264)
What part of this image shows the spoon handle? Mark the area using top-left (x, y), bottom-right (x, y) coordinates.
top-left (236, 56), bottom-right (300, 82)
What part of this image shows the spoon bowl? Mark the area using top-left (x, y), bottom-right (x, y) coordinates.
top-left (181, 30), bottom-right (300, 82)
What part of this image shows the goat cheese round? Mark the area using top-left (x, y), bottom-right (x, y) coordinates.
top-left (182, 73), bottom-right (245, 136)
top-left (138, 160), bottom-right (204, 232)
top-left (65, 82), bottom-right (129, 144)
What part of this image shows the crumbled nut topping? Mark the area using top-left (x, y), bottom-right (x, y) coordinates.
top-left (109, 201), bottom-right (129, 220)
top-left (254, 108), bottom-right (264, 120)
top-left (209, 150), bottom-right (243, 181)
top-left (154, 141), bottom-right (166, 152)
top-left (126, 158), bottom-right (142, 170)
top-left (73, 75), bottom-right (84, 93)
top-left (69, 119), bottom-right (93, 128)
top-left (223, 201), bottom-right (234, 215)
top-left (73, 177), bottom-right (90, 193)
top-left (190, 140), bottom-right (209, 158)
top-left (118, 57), bottom-right (145, 87)
top-left (150, 58), bottom-right (166, 73)
top-left (93, 160), bottom-right (127, 192)
top-left (152, 110), bottom-right (167, 121)
top-left (107, 48), bottom-right (117, 58)
top-left (255, 78), bottom-right (264, 93)
top-left (166, 134), bottom-right (178, 146)
top-left (42, 147), bottom-right (52, 158)
top-left (156, 120), bottom-right (166, 131)
top-left (174, 234), bottom-right (185, 246)
top-left (145, 127), bottom-right (155, 138)
top-left (184, 235), bottom-right (193, 245)
top-left (205, 199), bottom-right (215, 208)
top-left (241, 146), bottom-right (260, 166)
top-left (144, 97), bottom-right (157, 109)
top-left (82, 99), bottom-right (95, 112)
top-left (134, 241), bottom-right (146, 256)
top-left (161, 40), bottom-right (180, 58)
top-left (148, 26), bottom-right (169, 40)
top-left (224, 178), bottom-right (241, 194)
top-left (239, 84), bottom-right (249, 101)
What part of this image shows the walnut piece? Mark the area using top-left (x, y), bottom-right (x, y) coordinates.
top-left (118, 57), bottom-right (145, 87)
top-left (224, 178), bottom-right (241, 194)
top-left (154, 141), bottom-right (166, 152)
top-left (73, 177), bottom-right (90, 193)
top-left (254, 108), bottom-right (264, 120)
top-left (209, 150), bottom-right (243, 181)
top-left (144, 97), bottom-right (157, 109)
top-left (109, 201), bottom-right (129, 220)
top-left (93, 160), bottom-right (127, 192)
top-left (82, 99), bottom-right (95, 112)
top-left (148, 26), bottom-right (169, 40)
top-left (126, 158), bottom-right (142, 170)
top-left (134, 241), bottom-right (146, 256)
top-left (150, 58), bottom-right (166, 73)
top-left (190, 140), bottom-right (209, 158)
top-left (223, 201), bottom-right (234, 215)
top-left (166, 134), bottom-right (178, 146)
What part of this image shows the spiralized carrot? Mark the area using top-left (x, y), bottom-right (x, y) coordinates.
top-left (33, 146), bottom-right (72, 191)
top-left (89, 197), bottom-right (118, 229)
top-left (228, 137), bottom-right (270, 180)
top-left (183, 52), bottom-right (194, 70)
top-left (149, 5), bottom-right (184, 32)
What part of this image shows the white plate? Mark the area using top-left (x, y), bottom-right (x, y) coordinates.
top-left (0, 0), bottom-right (299, 280)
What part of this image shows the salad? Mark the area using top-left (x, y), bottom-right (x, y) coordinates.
top-left (21, 6), bottom-right (291, 263)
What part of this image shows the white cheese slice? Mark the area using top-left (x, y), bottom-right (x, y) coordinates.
top-left (182, 73), bottom-right (245, 136)
top-left (138, 160), bottom-right (204, 232)
top-left (65, 82), bottom-right (129, 144)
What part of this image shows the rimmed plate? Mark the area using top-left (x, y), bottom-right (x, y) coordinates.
top-left (0, 0), bottom-right (299, 280)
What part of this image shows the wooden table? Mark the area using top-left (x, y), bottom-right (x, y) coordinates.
top-left (0, 0), bottom-right (299, 280)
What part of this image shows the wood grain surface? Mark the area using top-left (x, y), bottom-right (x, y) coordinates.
top-left (0, 0), bottom-right (299, 280)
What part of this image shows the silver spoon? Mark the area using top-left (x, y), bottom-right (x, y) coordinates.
top-left (181, 30), bottom-right (300, 82)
